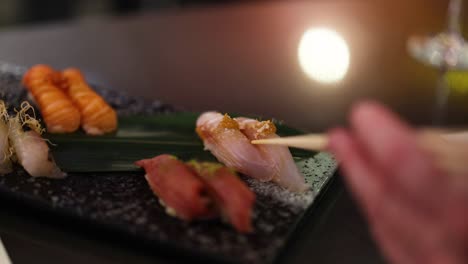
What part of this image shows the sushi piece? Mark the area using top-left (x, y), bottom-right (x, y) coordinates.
top-left (0, 101), bottom-right (12, 175)
top-left (196, 112), bottom-right (308, 192)
top-left (135, 154), bottom-right (215, 220)
top-left (61, 68), bottom-right (117, 135)
top-left (136, 154), bottom-right (256, 232)
top-left (22, 65), bottom-right (81, 133)
top-left (196, 112), bottom-right (274, 181)
top-left (235, 118), bottom-right (308, 192)
top-left (188, 161), bottom-right (255, 233)
top-left (8, 102), bottom-right (65, 179)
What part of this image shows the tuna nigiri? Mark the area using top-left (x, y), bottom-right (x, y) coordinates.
top-left (8, 102), bottom-right (65, 179)
top-left (188, 161), bottom-right (255, 233)
top-left (135, 154), bottom-right (215, 220)
top-left (235, 118), bottom-right (308, 192)
top-left (196, 112), bottom-right (274, 181)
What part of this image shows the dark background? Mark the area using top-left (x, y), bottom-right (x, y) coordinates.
top-left (1, 0), bottom-right (467, 132)
top-left (2, 0), bottom-right (246, 27)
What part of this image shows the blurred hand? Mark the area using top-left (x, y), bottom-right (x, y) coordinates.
top-left (327, 101), bottom-right (468, 264)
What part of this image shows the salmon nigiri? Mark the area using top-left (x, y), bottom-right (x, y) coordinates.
top-left (235, 118), bottom-right (308, 192)
top-left (61, 68), bottom-right (117, 135)
top-left (22, 65), bottom-right (81, 133)
top-left (196, 112), bottom-right (274, 182)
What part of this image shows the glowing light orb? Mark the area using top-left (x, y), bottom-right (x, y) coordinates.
top-left (298, 28), bottom-right (350, 83)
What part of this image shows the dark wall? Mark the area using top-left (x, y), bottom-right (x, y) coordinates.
top-left (0, 0), bottom-right (249, 27)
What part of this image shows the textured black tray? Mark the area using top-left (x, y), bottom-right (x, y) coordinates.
top-left (0, 62), bottom-right (337, 264)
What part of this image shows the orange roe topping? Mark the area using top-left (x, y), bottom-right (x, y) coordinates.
top-left (254, 120), bottom-right (277, 136)
top-left (217, 114), bottom-right (239, 130)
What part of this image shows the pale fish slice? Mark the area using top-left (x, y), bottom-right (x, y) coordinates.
top-left (236, 117), bottom-right (309, 192)
top-left (196, 112), bottom-right (275, 181)
top-left (0, 238), bottom-right (12, 264)
top-left (8, 103), bottom-right (65, 179)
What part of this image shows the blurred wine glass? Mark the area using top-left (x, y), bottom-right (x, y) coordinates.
top-left (408, 0), bottom-right (467, 125)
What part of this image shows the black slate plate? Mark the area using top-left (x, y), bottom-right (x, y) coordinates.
top-left (0, 62), bottom-right (337, 264)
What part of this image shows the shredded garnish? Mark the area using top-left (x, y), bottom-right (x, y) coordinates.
top-left (7, 146), bottom-right (15, 162)
top-left (1, 143), bottom-right (11, 163)
top-left (0, 100), bottom-right (9, 122)
top-left (44, 138), bottom-right (57, 146)
top-left (16, 101), bottom-right (45, 135)
top-left (0, 100), bottom-right (13, 162)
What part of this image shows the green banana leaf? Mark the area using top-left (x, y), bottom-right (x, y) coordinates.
top-left (46, 112), bottom-right (314, 172)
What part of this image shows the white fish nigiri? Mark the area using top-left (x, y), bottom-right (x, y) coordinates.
top-left (0, 101), bottom-right (12, 175)
top-left (235, 118), bottom-right (308, 192)
top-left (196, 112), bottom-right (274, 181)
top-left (8, 102), bottom-right (65, 179)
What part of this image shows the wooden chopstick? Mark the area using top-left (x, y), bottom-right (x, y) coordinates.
top-left (252, 131), bottom-right (468, 176)
top-left (251, 131), bottom-right (468, 152)
top-left (251, 134), bottom-right (328, 151)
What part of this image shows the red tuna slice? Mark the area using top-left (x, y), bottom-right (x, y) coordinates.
top-left (135, 154), bottom-right (215, 221)
top-left (188, 161), bottom-right (255, 233)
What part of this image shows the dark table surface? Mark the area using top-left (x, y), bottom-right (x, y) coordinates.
top-left (0, 0), bottom-right (466, 263)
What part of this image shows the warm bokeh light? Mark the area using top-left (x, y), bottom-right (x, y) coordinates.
top-left (298, 28), bottom-right (350, 83)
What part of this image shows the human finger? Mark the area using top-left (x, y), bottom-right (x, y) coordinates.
top-left (349, 101), bottom-right (445, 209)
top-left (328, 128), bottom-right (384, 219)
